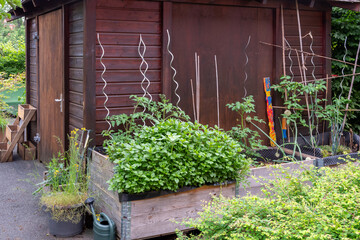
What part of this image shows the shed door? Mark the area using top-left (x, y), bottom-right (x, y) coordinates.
top-left (38, 9), bottom-right (65, 163)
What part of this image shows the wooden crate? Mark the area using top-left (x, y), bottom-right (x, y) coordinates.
top-left (18, 104), bottom-right (36, 121)
top-left (89, 150), bottom-right (236, 240)
top-left (0, 142), bottom-right (12, 162)
top-left (18, 141), bottom-right (36, 160)
top-left (6, 125), bottom-right (20, 142)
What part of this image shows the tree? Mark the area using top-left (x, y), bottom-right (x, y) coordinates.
top-left (331, 7), bottom-right (360, 132)
top-left (0, 0), bottom-right (21, 20)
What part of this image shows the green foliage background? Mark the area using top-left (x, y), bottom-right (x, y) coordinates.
top-left (331, 7), bottom-right (360, 132)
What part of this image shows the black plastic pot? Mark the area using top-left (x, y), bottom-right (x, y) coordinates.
top-left (46, 204), bottom-right (85, 237)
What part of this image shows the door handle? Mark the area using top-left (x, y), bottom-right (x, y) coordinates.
top-left (55, 93), bottom-right (63, 112)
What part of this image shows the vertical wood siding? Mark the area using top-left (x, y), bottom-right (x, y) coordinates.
top-left (28, 17), bottom-right (38, 141)
top-left (95, 0), bottom-right (162, 145)
top-left (68, 1), bottom-right (84, 131)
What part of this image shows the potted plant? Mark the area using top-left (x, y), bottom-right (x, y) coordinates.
top-left (37, 128), bottom-right (90, 237)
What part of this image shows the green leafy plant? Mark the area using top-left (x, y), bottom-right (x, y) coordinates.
top-left (104, 96), bottom-right (251, 194)
top-left (103, 95), bottom-right (190, 144)
top-left (107, 118), bottom-right (250, 194)
top-left (226, 96), bottom-right (266, 160)
top-left (37, 128), bottom-right (90, 223)
top-left (177, 157), bottom-right (360, 239)
top-left (317, 97), bottom-right (351, 155)
top-left (272, 75), bottom-right (327, 148)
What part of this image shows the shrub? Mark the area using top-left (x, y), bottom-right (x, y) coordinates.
top-left (177, 158), bottom-right (360, 239)
top-left (107, 118), bottom-right (251, 194)
top-left (0, 41), bottom-right (25, 78)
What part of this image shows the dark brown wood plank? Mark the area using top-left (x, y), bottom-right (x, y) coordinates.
top-left (95, 45), bottom-right (161, 58)
top-left (69, 103), bottom-right (84, 119)
top-left (96, 94), bottom-right (160, 108)
top-left (69, 114), bottom-right (83, 129)
top-left (69, 91), bottom-right (84, 105)
top-left (95, 70), bottom-right (161, 83)
top-left (69, 79), bottom-right (83, 93)
top-left (95, 82), bottom-right (161, 95)
top-left (95, 58), bottom-right (161, 70)
top-left (69, 32), bottom-right (83, 45)
top-left (69, 57), bottom-right (83, 68)
top-left (96, 0), bottom-right (161, 10)
top-left (69, 68), bottom-right (83, 80)
top-left (94, 33), bottom-right (160, 46)
top-left (68, 1), bottom-right (83, 22)
top-left (96, 107), bottom-right (134, 121)
top-left (96, 8), bottom-right (160, 22)
top-left (69, 45), bottom-right (84, 57)
top-left (96, 20), bottom-right (161, 34)
top-left (69, 19), bottom-right (84, 33)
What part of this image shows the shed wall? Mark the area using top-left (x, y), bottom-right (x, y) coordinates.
top-left (27, 17), bottom-right (38, 141)
top-left (68, 1), bottom-right (85, 131)
top-left (95, 0), bottom-right (162, 145)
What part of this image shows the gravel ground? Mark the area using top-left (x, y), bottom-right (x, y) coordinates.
top-left (0, 155), bottom-right (92, 240)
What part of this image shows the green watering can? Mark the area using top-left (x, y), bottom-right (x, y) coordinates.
top-left (85, 197), bottom-right (116, 240)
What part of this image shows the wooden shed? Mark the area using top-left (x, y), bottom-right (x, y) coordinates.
top-left (11, 0), bottom-right (360, 163)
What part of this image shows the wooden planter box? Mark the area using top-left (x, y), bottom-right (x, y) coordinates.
top-left (18, 141), bottom-right (36, 160)
top-left (6, 125), bottom-right (20, 142)
top-left (0, 142), bottom-right (12, 162)
top-left (18, 104), bottom-right (36, 121)
top-left (89, 150), bottom-right (322, 240)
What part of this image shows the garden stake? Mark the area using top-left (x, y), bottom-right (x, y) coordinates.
top-left (97, 33), bottom-right (111, 133)
top-left (243, 36), bottom-right (251, 98)
top-left (190, 79), bottom-right (197, 121)
top-left (281, 6), bottom-right (290, 142)
top-left (341, 39), bottom-right (360, 133)
top-left (263, 77), bottom-right (277, 146)
top-left (166, 29), bottom-right (181, 110)
top-left (195, 52), bottom-right (200, 122)
top-left (296, 0), bottom-right (314, 148)
top-left (214, 55), bottom-right (220, 128)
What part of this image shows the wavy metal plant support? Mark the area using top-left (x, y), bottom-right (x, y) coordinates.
top-left (97, 33), bottom-right (112, 133)
top-left (138, 34), bottom-right (152, 102)
top-left (308, 32), bottom-right (320, 141)
top-left (166, 29), bottom-right (181, 110)
top-left (339, 36), bottom-right (348, 100)
top-left (284, 38), bottom-right (294, 82)
top-left (243, 36), bottom-right (251, 98)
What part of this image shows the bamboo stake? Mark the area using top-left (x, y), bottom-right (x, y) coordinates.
top-left (341, 39), bottom-right (360, 132)
top-left (281, 4), bottom-right (290, 142)
top-left (322, 74), bottom-right (329, 145)
top-left (190, 79), bottom-right (196, 121)
top-left (273, 106), bottom-right (360, 112)
top-left (260, 41), bottom-right (357, 67)
top-left (296, 0), bottom-right (314, 148)
top-left (214, 55), bottom-right (220, 128)
top-left (195, 53), bottom-right (200, 122)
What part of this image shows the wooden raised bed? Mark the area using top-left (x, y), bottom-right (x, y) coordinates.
top-left (0, 142), bottom-right (12, 162)
top-left (18, 104), bottom-right (37, 121)
top-left (6, 125), bottom-right (20, 142)
top-left (89, 150), bottom-right (323, 240)
top-left (18, 141), bottom-right (36, 160)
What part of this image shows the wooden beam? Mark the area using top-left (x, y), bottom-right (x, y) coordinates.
top-left (83, 0), bottom-right (96, 147)
top-left (162, 2), bottom-right (173, 100)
